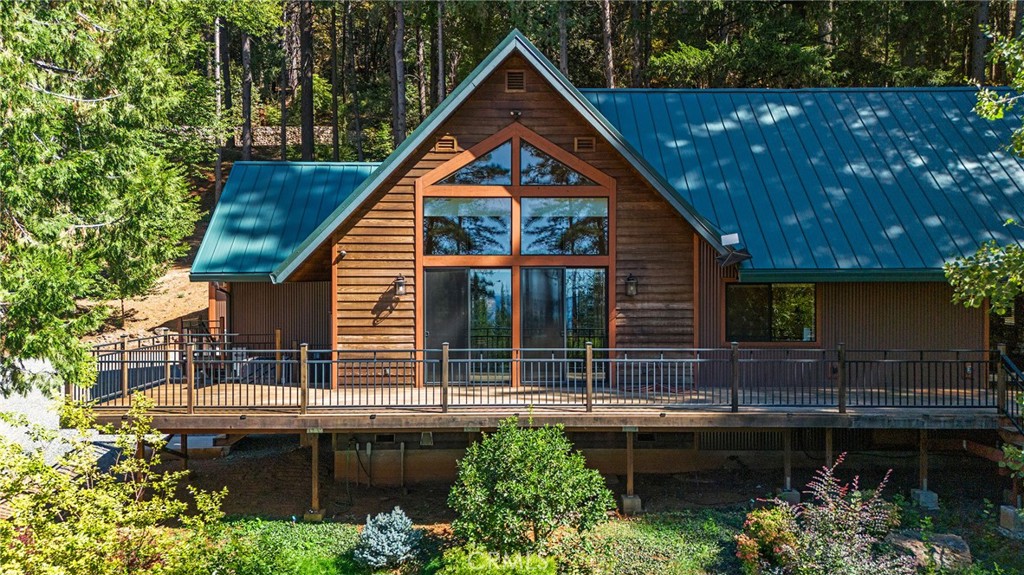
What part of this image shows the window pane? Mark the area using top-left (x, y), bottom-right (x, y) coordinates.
top-left (424, 198), bottom-right (511, 255)
top-left (565, 268), bottom-right (607, 349)
top-left (520, 141), bottom-right (597, 186)
top-left (725, 283), bottom-right (815, 342)
top-left (521, 198), bottom-right (608, 255)
top-left (437, 141), bottom-right (512, 185)
top-left (470, 269), bottom-right (512, 353)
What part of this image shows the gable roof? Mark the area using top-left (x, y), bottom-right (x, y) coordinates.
top-left (583, 88), bottom-right (1024, 281)
top-left (190, 161), bottom-right (379, 281)
top-left (271, 29), bottom-right (725, 283)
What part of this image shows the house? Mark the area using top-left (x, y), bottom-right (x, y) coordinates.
top-left (89, 31), bottom-right (1024, 512)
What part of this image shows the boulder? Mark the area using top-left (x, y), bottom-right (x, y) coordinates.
top-left (884, 530), bottom-right (972, 571)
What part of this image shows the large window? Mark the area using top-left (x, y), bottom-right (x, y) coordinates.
top-left (725, 283), bottom-right (816, 342)
top-left (423, 198), bottom-right (511, 255)
top-left (521, 198), bottom-right (608, 255)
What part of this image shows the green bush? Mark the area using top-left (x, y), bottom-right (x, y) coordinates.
top-left (208, 519), bottom-right (361, 575)
top-left (353, 506), bottom-right (422, 570)
top-left (735, 506), bottom-right (799, 573)
top-left (437, 545), bottom-right (556, 575)
top-left (448, 417), bottom-right (615, 557)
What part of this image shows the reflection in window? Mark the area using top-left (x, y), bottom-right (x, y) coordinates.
top-left (521, 198), bottom-right (608, 255)
top-left (520, 141), bottom-right (597, 186)
top-left (725, 284), bottom-right (815, 342)
top-left (437, 141), bottom-right (512, 185)
top-left (424, 198), bottom-right (511, 255)
top-left (470, 269), bottom-right (512, 353)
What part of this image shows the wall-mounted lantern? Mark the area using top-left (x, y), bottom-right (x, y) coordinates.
top-left (393, 274), bottom-right (407, 297)
top-left (625, 273), bottom-right (638, 297)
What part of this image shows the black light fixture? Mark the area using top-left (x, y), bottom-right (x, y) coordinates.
top-left (625, 273), bottom-right (638, 297)
top-left (394, 274), bottom-right (407, 297)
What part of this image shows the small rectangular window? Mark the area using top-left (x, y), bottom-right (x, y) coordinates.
top-left (725, 283), bottom-right (815, 342)
top-left (521, 198), bottom-right (608, 255)
top-left (424, 198), bottom-right (512, 255)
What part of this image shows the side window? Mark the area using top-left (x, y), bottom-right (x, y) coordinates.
top-left (725, 283), bottom-right (815, 342)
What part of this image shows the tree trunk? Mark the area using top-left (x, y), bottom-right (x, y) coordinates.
top-left (392, 0), bottom-right (407, 147)
top-left (818, 0), bottom-right (834, 53)
top-left (284, 0), bottom-right (301, 91)
top-left (416, 21), bottom-right (427, 123)
top-left (299, 0), bottom-right (314, 161)
top-left (330, 1), bottom-right (340, 161)
top-left (1016, 0), bottom-right (1024, 39)
top-left (346, 1), bottom-right (364, 161)
top-left (241, 31), bottom-right (253, 161)
top-left (220, 22), bottom-right (234, 149)
top-left (558, 1), bottom-right (568, 76)
top-left (214, 16), bottom-right (223, 201)
top-left (630, 0), bottom-right (641, 87)
top-left (601, 0), bottom-right (615, 88)
top-left (436, 0), bottom-right (446, 103)
top-left (971, 0), bottom-right (990, 83)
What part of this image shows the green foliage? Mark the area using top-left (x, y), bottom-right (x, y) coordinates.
top-left (448, 417), bottom-right (615, 557)
top-left (353, 506), bottom-right (422, 570)
top-left (0, 0), bottom-right (210, 394)
top-left (976, 33), bottom-right (1024, 157)
top-left (208, 518), bottom-right (362, 575)
top-left (0, 398), bottom-right (226, 575)
top-left (735, 506), bottom-right (800, 573)
top-left (436, 545), bottom-right (556, 575)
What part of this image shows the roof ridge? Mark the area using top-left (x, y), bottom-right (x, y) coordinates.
top-left (578, 86), bottom-right (987, 93)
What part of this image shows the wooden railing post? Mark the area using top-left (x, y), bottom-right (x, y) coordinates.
top-left (274, 328), bottom-right (282, 384)
top-left (185, 343), bottom-right (195, 414)
top-left (300, 343), bottom-right (309, 414)
top-left (120, 334), bottom-right (130, 403)
top-left (585, 341), bottom-right (594, 412)
top-left (998, 343), bottom-right (1008, 414)
top-left (838, 342), bottom-right (847, 414)
top-left (441, 342), bottom-right (449, 413)
top-left (730, 342), bottom-right (739, 412)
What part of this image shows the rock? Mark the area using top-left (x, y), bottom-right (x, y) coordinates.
top-left (885, 530), bottom-right (972, 571)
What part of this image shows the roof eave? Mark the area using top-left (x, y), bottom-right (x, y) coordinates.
top-left (189, 272), bottom-right (273, 283)
top-left (738, 268), bottom-right (948, 283)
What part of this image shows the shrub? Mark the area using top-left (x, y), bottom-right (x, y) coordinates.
top-left (448, 417), bottom-right (615, 557)
top-left (437, 545), bottom-right (556, 575)
top-left (353, 506), bottom-right (422, 570)
top-left (736, 454), bottom-right (915, 575)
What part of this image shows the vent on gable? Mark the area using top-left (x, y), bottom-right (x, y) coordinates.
top-left (505, 70), bottom-right (526, 92)
top-left (434, 135), bottom-right (458, 153)
top-left (574, 136), bottom-right (596, 153)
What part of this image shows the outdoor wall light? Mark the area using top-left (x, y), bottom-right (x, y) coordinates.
top-left (625, 274), bottom-right (638, 297)
top-left (394, 274), bottom-right (407, 297)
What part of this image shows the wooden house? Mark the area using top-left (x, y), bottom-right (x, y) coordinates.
top-left (87, 32), bottom-right (1024, 509)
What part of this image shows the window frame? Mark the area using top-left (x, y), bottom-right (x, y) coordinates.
top-left (721, 279), bottom-right (821, 347)
top-left (415, 123), bottom-right (617, 368)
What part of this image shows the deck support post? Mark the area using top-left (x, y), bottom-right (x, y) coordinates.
top-left (275, 328), bottom-right (283, 384)
top-left (181, 434), bottom-right (189, 470)
top-left (837, 343), bottom-right (847, 413)
top-left (185, 343), bottom-right (195, 414)
top-left (778, 429), bottom-right (800, 503)
top-left (912, 429), bottom-right (939, 509)
top-left (621, 430), bottom-right (642, 515)
top-left (585, 342), bottom-right (594, 412)
top-left (825, 428), bottom-right (833, 468)
top-left (299, 344), bottom-right (309, 414)
top-left (441, 343), bottom-right (449, 413)
top-left (304, 432), bottom-right (324, 521)
top-left (730, 342), bottom-right (739, 412)
top-left (120, 334), bottom-right (130, 403)
top-left (997, 343), bottom-right (1007, 414)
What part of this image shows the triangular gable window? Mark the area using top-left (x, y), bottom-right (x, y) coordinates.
top-left (520, 140), bottom-right (597, 186)
top-left (437, 140), bottom-right (512, 185)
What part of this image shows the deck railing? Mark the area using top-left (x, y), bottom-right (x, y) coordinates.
top-left (80, 336), bottom-right (1007, 415)
top-left (1000, 348), bottom-right (1024, 434)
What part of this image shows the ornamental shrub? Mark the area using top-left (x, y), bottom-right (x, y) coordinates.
top-left (353, 506), bottom-right (422, 569)
top-left (736, 454), bottom-right (915, 575)
top-left (448, 417), bottom-right (616, 557)
top-left (437, 545), bottom-right (556, 575)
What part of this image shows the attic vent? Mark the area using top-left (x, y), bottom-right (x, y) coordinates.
top-left (505, 70), bottom-right (526, 92)
top-left (434, 135), bottom-right (458, 153)
top-left (574, 136), bottom-right (596, 153)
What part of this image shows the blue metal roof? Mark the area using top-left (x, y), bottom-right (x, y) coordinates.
top-left (582, 88), bottom-right (1024, 280)
top-left (191, 162), bottom-right (379, 280)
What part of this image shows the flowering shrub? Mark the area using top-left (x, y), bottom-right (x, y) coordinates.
top-left (736, 454), bottom-right (915, 575)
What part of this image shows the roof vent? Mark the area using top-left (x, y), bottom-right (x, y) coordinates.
top-left (505, 70), bottom-right (526, 92)
top-left (574, 136), bottom-right (596, 153)
top-left (434, 135), bottom-right (458, 153)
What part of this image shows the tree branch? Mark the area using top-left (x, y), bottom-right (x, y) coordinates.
top-left (27, 83), bottom-right (120, 103)
top-left (32, 60), bottom-right (80, 76)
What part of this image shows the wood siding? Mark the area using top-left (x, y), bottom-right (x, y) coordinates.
top-left (230, 282), bottom-right (331, 347)
top-left (331, 55), bottom-right (699, 351)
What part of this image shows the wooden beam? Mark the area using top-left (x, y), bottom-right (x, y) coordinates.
top-left (626, 431), bottom-right (635, 496)
top-left (181, 434), bottom-right (189, 470)
top-left (311, 433), bottom-right (320, 512)
top-left (919, 429), bottom-right (929, 492)
top-left (825, 428), bottom-right (833, 468)
top-left (783, 429), bottom-right (793, 491)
